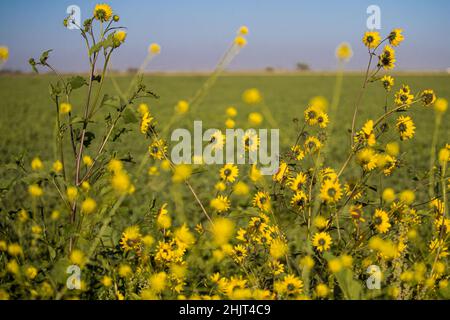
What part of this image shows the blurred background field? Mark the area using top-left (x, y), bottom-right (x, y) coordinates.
top-left (1, 73), bottom-right (448, 171)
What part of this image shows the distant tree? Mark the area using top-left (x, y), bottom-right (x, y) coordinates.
top-left (265, 66), bottom-right (274, 73)
top-left (296, 62), bottom-right (310, 71)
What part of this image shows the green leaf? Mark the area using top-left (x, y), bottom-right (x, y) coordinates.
top-left (122, 108), bottom-right (138, 124)
top-left (68, 76), bottom-right (87, 90)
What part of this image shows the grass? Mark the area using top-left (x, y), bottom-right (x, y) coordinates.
top-left (1, 73), bottom-right (448, 170)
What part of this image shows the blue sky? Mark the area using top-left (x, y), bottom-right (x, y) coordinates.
top-left (1, 0), bottom-right (449, 72)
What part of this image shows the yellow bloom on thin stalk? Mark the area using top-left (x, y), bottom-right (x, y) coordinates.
top-left (81, 198), bottom-right (97, 214)
top-left (388, 28), bottom-right (404, 46)
top-left (59, 102), bottom-right (72, 114)
top-left (248, 112), bottom-right (263, 126)
top-left (175, 100), bottom-right (189, 114)
top-left (312, 232), bottom-right (332, 252)
top-left (336, 42), bottom-right (353, 61)
top-left (149, 43), bottom-right (161, 55)
top-left (29, 184), bottom-right (43, 197)
top-left (396, 115), bottom-right (416, 140)
top-left (93, 4), bottom-right (113, 22)
top-left (242, 88), bottom-right (262, 104)
top-left (210, 195), bottom-right (231, 213)
top-left (433, 98), bottom-right (448, 114)
top-left (52, 160), bottom-right (63, 173)
top-left (0, 46), bottom-right (9, 62)
top-left (234, 36), bottom-right (247, 47)
top-left (31, 157), bottom-right (43, 170)
top-left (362, 31), bottom-right (381, 49)
top-left (380, 75), bottom-right (394, 91)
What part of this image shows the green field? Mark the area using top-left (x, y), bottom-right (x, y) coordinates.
top-left (1, 73), bottom-right (448, 173)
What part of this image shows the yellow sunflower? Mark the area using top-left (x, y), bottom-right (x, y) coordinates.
top-left (349, 204), bottom-right (365, 222)
top-left (209, 130), bottom-right (225, 150)
top-left (252, 191), bottom-right (271, 212)
top-left (373, 209), bottom-right (391, 233)
top-left (274, 274), bottom-right (303, 297)
top-left (231, 244), bottom-right (248, 264)
top-left (273, 161), bottom-right (289, 183)
top-left (380, 75), bottom-right (394, 91)
top-left (362, 31), bottom-right (381, 49)
top-left (290, 191), bottom-right (308, 212)
top-left (220, 164), bottom-right (239, 183)
top-left (354, 120), bottom-right (376, 146)
top-left (304, 136), bottom-right (322, 154)
top-left (140, 111), bottom-right (153, 134)
top-left (148, 139), bottom-right (167, 160)
top-left (420, 89), bottom-right (436, 106)
top-left (312, 232), bottom-right (332, 252)
top-left (344, 180), bottom-right (362, 200)
top-left (356, 148), bottom-right (378, 171)
top-left (396, 115), bottom-right (415, 140)
top-left (394, 85), bottom-right (414, 107)
top-left (304, 105), bottom-right (321, 125)
top-left (378, 45), bottom-right (396, 70)
top-left (120, 225), bottom-right (141, 252)
top-left (320, 179), bottom-right (342, 203)
top-left (388, 28), bottom-right (404, 46)
top-left (316, 112), bottom-right (329, 128)
top-left (288, 172), bottom-right (308, 192)
top-left (242, 130), bottom-right (260, 152)
top-left (93, 4), bottom-right (113, 22)
top-left (291, 145), bottom-right (305, 161)
top-left (210, 195), bottom-right (231, 213)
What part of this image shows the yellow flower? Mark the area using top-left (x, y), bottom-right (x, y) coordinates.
top-left (31, 157), bottom-right (43, 170)
top-left (328, 258), bottom-right (342, 273)
top-left (108, 159), bottom-right (123, 172)
top-left (238, 26), bottom-right (249, 35)
top-left (175, 100), bottom-right (189, 114)
top-left (113, 30), bottom-right (127, 44)
top-left (362, 31), bottom-right (381, 48)
top-left (8, 243), bottom-right (23, 256)
top-left (7, 260), bottom-right (19, 275)
top-left (273, 161), bottom-right (289, 183)
top-left (399, 190), bottom-right (415, 204)
top-left (373, 209), bottom-right (391, 233)
top-left (28, 184), bottom-right (43, 197)
top-left (380, 75), bottom-right (394, 91)
top-left (382, 188), bottom-right (396, 203)
top-left (140, 111), bottom-right (153, 134)
top-left (234, 36), bottom-right (247, 47)
top-left (304, 136), bottom-right (322, 154)
top-left (118, 264), bottom-right (132, 278)
top-left (157, 204), bottom-right (171, 229)
top-left (70, 249), bottom-right (86, 266)
top-left (388, 28), bottom-right (404, 46)
top-left (309, 96), bottom-right (328, 112)
top-left (0, 46), bottom-right (9, 61)
top-left (269, 239), bottom-right (288, 259)
top-left (290, 191), bottom-right (308, 212)
top-left (51, 210), bottom-right (60, 221)
top-left (119, 225), bottom-right (141, 252)
top-left (434, 98), bottom-right (448, 114)
top-left (320, 179), bottom-right (342, 203)
top-left (304, 105), bottom-right (321, 125)
top-left (299, 255), bottom-right (315, 270)
top-left (289, 172), bottom-right (308, 192)
top-left (335, 42), bottom-right (353, 61)
top-left (93, 4), bottom-right (113, 22)
top-left (317, 112), bottom-right (329, 128)
top-left (340, 254), bottom-right (353, 268)
top-left (248, 112), bottom-right (263, 125)
top-left (394, 85), bottom-right (414, 107)
top-left (233, 181), bottom-right (249, 196)
top-left (148, 43), bottom-right (161, 55)
top-left (81, 198), bottom-right (97, 214)
top-left (252, 191), bottom-right (271, 212)
top-left (226, 106), bottom-right (237, 117)
top-left (52, 160), bottom-right (63, 173)
top-left (356, 147), bottom-right (378, 171)
top-left (59, 102), bottom-right (72, 114)
top-left (314, 216), bottom-right (328, 230)
top-left (31, 224), bottom-right (42, 235)
top-left (83, 155), bottom-right (93, 167)
top-left (396, 115), bottom-right (416, 140)
top-left (312, 232), bottom-right (332, 252)
top-left (315, 283), bottom-right (329, 298)
top-left (420, 89), bottom-right (436, 106)
top-left (242, 88), bottom-right (262, 104)
top-left (149, 139), bottom-right (167, 160)
top-left (385, 141), bottom-right (399, 156)
top-left (439, 148), bottom-right (450, 165)
top-left (101, 276), bottom-right (113, 287)
top-left (249, 164), bottom-right (262, 182)
top-left (66, 186), bottom-right (78, 202)
top-left (220, 164), bottom-right (239, 183)
top-left (378, 45), bottom-right (396, 70)
top-left (225, 118), bottom-right (235, 128)
top-left (111, 171), bottom-right (131, 194)
top-left (175, 224), bottom-right (195, 247)
top-left (232, 244), bottom-right (248, 263)
top-left (25, 266), bottom-right (38, 280)
top-left (212, 217), bottom-right (235, 246)
top-left (291, 145), bottom-right (305, 161)
top-left (210, 195), bottom-right (231, 213)
top-left (172, 164), bottom-right (192, 183)
top-left (274, 274), bottom-right (303, 297)
top-left (149, 272), bottom-right (167, 292)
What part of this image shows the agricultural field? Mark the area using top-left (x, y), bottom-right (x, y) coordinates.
top-left (0, 2), bottom-right (449, 302)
